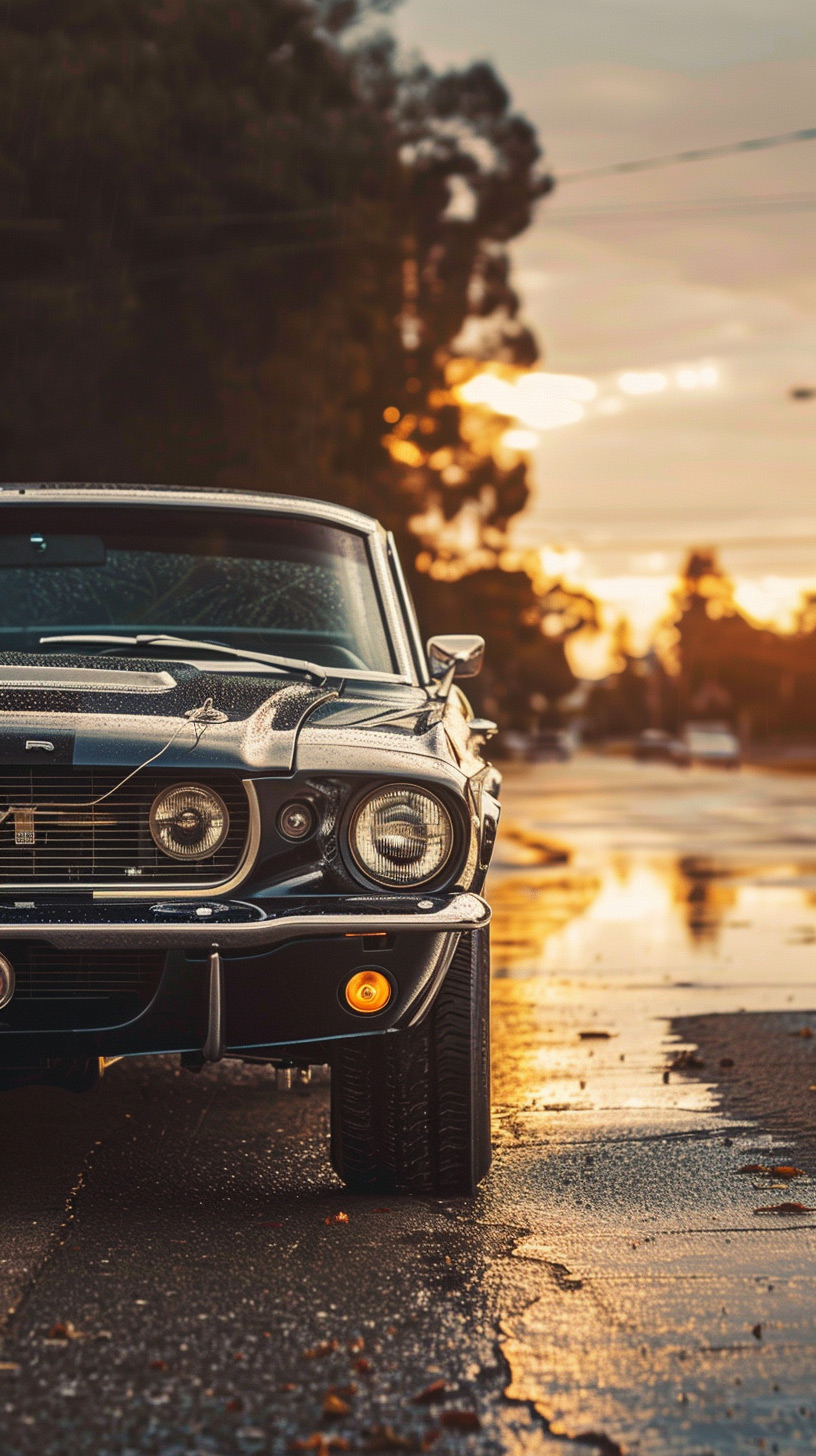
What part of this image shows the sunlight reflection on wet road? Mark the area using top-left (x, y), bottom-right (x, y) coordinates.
top-left (488, 756), bottom-right (816, 1454)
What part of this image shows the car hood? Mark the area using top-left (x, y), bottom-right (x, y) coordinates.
top-left (0, 653), bottom-right (435, 774)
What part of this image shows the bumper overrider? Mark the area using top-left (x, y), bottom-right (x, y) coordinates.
top-left (0, 892), bottom-right (490, 1063)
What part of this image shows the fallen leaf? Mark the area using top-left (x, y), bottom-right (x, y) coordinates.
top-left (290, 1436), bottom-right (349, 1454)
top-left (354, 1357), bottom-right (373, 1375)
top-left (790, 1027), bottom-right (813, 1038)
top-left (226, 1397), bottom-right (244, 1414)
top-left (323, 1393), bottom-right (351, 1419)
top-left (46, 1321), bottom-right (83, 1342)
top-left (304, 1340), bottom-right (339, 1360)
top-left (150, 1359), bottom-right (168, 1372)
top-left (361, 1425), bottom-right (415, 1452)
top-left (440, 1410), bottom-right (481, 1431)
top-left (411, 1379), bottom-right (447, 1406)
top-left (0, 1362), bottom-right (20, 1372)
top-left (325, 1212), bottom-right (349, 1225)
top-left (738, 1164), bottom-right (805, 1179)
top-left (347, 1337), bottom-right (365, 1354)
top-left (579, 1030), bottom-right (612, 1040)
top-left (754, 1202), bottom-right (816, 1214)
top-left (280, 1382), bottom-right (299, 1393)
top-left (752, 1323), bottom-right (763, 1339)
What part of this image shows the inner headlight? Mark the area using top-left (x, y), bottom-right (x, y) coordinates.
top-left (349, 786), bottom-right (454, 887)
top-left (149, 784), bottom-right (230, 861)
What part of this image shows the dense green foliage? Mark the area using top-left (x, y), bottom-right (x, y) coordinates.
top-left (0, 0), bottom-right (607, 722)
top-left (0, 0), bottom-right (541, 510)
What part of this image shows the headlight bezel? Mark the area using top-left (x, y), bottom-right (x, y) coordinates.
top-left (343, 780), bottom-right (465, 891)
top-left (148, 782), bottom-right (231, 862)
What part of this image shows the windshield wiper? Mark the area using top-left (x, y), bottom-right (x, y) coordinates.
top-left (39, 633), bottom-right (329, 684)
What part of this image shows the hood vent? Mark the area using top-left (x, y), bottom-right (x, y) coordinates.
top-left (0, 666), bottom-right (176, 694)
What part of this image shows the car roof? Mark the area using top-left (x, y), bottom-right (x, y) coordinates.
top-left (0, 483), bottom-right (382, 536)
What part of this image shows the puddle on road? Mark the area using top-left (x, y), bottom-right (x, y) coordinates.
top-left (491, 847), bottom-right (816, 987)
top-left (489, 849), bottom-right (816, 1123)
top-left (486, 825), bottom-right (816, 1454)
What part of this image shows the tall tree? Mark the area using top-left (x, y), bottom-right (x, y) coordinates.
top-left (0, 0), bottom-right (595, 722)
top-left (0, 1), bottom-right (545, 511)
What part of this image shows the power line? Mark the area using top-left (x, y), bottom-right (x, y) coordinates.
top-left (541, 191), bottom-right (816, 224)
top-left (557, 126), bottom-right (816, 184)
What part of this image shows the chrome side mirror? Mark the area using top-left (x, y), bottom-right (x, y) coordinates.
top-left (468, 717), bottom-right (498, 741)
top-left (426, 634), bottom-right (485, 681)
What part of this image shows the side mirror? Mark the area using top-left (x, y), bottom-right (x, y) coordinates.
top-left (426, 634), bottom-right (485, 682)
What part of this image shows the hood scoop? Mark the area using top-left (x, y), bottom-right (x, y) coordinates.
top-left (0, 665), bottom-right (176, 694)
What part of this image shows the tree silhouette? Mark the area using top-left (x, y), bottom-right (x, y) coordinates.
top-left (0, 0), bottom-right (599, 723)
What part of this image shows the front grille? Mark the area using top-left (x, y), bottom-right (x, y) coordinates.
top-left (9, 945), bottom-right (165, 1000)
top-left (0, 768), bottom-right (250, 886)
top-left (0, 944), bottom-right (165, 1030)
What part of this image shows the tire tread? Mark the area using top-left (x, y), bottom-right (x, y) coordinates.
top-left (330, 929), bottom-right (491, 1195)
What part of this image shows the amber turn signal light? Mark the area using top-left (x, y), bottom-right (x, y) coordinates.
top-left (344, 969), bottom-right (391, 1014)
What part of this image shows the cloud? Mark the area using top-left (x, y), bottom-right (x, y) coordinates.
top-left (394, 0), bottom-right (816, 76)
top-left (394, 2), bottom-right (816, 584)
top-left (494, 54), bottom-right (816, 570)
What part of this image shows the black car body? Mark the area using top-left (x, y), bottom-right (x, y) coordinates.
top-left (0, 485), bottom-right (499, 1193)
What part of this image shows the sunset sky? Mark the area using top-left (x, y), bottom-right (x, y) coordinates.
top-left (393, 0), bottom-right (816, 668)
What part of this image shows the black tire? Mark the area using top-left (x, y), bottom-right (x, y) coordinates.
top-left (330, 928), bottom-right (491, 1196)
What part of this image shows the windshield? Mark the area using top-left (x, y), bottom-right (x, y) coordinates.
top-left (0, 504), bottom-right (396, 675)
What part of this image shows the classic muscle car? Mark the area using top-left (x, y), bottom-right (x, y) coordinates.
top-left (0, 485), bottom-right (499, 1194)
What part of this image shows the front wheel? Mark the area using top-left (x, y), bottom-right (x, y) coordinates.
top-left (330, 928), bottom-right (491, 1196)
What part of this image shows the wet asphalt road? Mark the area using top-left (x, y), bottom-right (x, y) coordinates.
top-left (3, 755), bottom-right (816, 1454)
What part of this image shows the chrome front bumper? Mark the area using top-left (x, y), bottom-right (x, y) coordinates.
top-left (0, 891), bottom-right (491, 951)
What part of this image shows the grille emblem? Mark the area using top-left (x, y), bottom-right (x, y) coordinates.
top-left (14, 809), bottom-right (35, 845)
top-left (25, 740), bottom-right (54, 752)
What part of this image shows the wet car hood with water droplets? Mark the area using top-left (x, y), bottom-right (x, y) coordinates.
top-left (0, 654), bottom-right (434, 774)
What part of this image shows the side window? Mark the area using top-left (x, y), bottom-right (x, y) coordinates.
top-left (386, 533), bottom-right (426, 682)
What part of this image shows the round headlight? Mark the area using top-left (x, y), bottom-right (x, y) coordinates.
top-left (149, 784), bottom-right (230, 861)
top-left (349, 786), bottom-right (454, 887)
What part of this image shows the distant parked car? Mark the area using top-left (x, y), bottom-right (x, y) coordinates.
top-left (497, 729), bottom-right (529, 761)
top-left (527, 728), bottom-right (573, 763)
top-left (675, 721), bottom-right (741, 768)
top-left (634, 729), bottom-right (679, 763)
